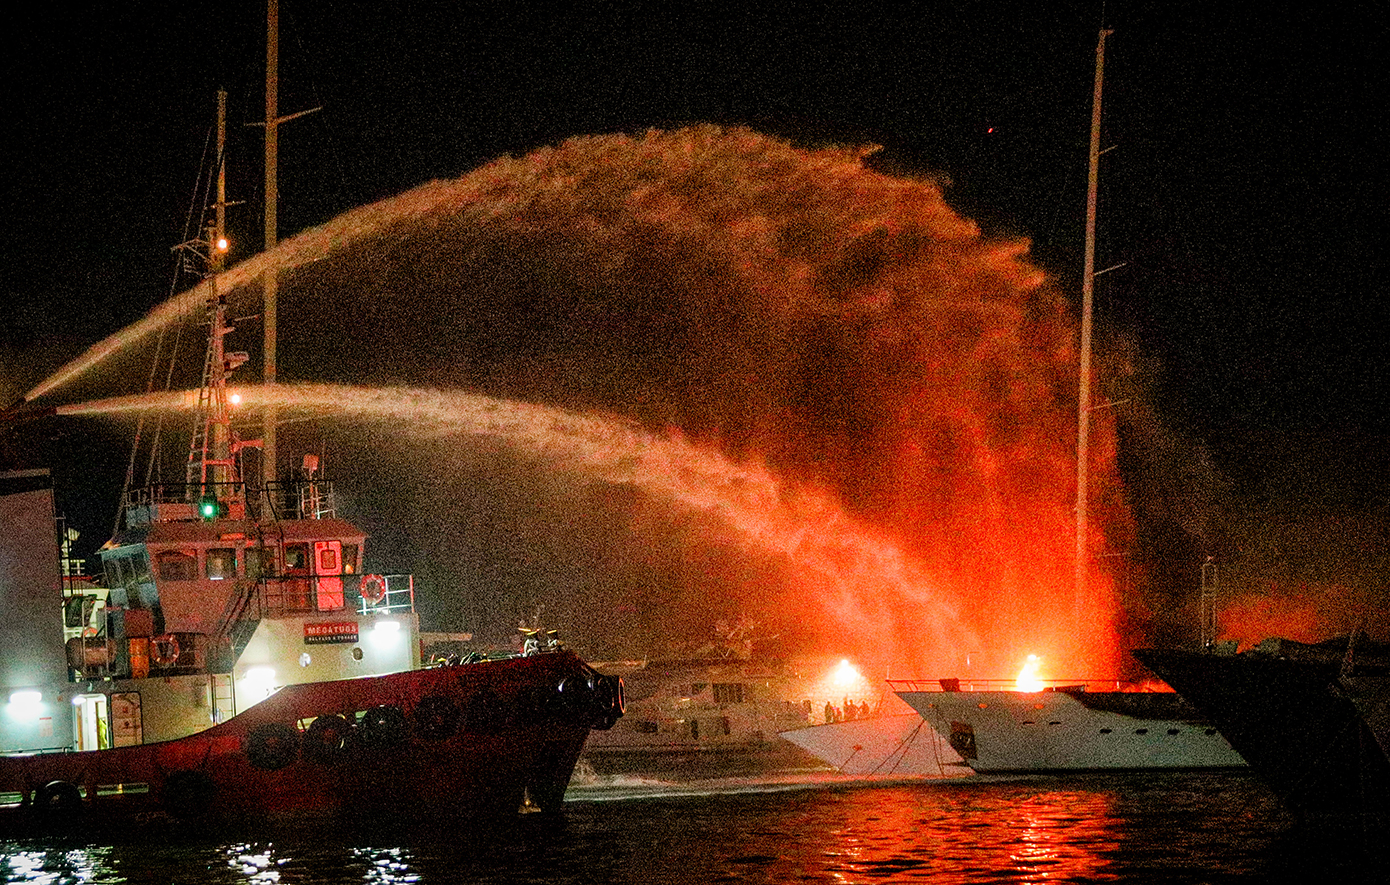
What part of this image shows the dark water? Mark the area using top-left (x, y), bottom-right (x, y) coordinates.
top-left (1, 772), bottom-right (1381, 884)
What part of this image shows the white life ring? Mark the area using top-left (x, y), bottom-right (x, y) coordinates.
top-left (359, 574), bottom-right (387, 605)
top-left (152, 633), bottom-right (181, 667)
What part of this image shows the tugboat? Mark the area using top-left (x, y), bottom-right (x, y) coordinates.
top-left (0, 296), bottom-right (622, 833)
top-left (0, 101), bottom-right (622, 836)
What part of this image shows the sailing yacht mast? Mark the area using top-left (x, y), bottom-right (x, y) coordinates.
top-left (259, 0), bottom-right (319, 501)
top-left (262, 0), bottom-right (279, 498)
top-left (1076, 27), bottom-right (1113, 629)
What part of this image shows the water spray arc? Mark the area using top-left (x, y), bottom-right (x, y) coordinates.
top-left (56, 382), bottom-right (981, 667)
top-left (28, 126), bottom-right (1132, 675)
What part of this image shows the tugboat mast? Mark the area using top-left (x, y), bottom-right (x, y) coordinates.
top-left (183, 90), bottom-right (248, 510)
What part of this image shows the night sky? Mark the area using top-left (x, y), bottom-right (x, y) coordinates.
top-left (2, 3), bottom-right (1386, 660)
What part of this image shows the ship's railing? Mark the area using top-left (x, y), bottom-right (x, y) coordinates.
top-left (888, 678), bottom-right (1150, 693)
top-left (121, 478), bottom-right (340, 524)
top-left (212, 572), bottom-right (416, 658)
top-left (357, 574), bottom-right (415, 616)
top-left (243, 573), bottom-right (416, 617)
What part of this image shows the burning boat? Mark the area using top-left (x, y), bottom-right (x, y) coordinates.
top-left (893, 669), bottom-right (1243, 773)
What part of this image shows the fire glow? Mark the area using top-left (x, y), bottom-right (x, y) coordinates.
top-left (831, 659), bottom-right (862, 688)
top-left (31, 127), bottom-right (1133, 675)
top-left (1015, 654), bottom-right (1045, 692)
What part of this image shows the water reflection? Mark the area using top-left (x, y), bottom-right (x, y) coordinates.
top-left (225, 844), bottom-right (281, 883)
top-left (0, 773), bottom-right (1382, 884)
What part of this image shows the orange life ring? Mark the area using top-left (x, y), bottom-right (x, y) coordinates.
top-left (359, 574), bottom-right (387, 605)
top-left (152, 633), bottom-right (181, 667)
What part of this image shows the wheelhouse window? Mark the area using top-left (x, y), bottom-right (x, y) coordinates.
top-left (105, 556), bottom-right (128, 588)
top-left (341, 544), bottom-right (359, 575)
top-left (156, 550), bottom-right (196, 581)
top-left (316, 546), bottom-right (339, 572)
top-left (206, 548), bottom-right (237, 580)
top-left (129, 550), bottom-right (151, 583)
top-left (245, 547), bottom-right (267, 579)
top-left (64, 596), bottom-right (88, 629)
top-left (284, 544), bottom-right (309, 573)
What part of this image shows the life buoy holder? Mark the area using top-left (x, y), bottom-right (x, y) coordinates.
top-left (152, 633), bottom-right (181, 667)
top-left (359, 574), bottom-right (387, 605)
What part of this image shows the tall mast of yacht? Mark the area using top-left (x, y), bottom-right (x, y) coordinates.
top-left (259, 0), bottom-right (319, 503)
top-left (1076, 27), bottom-right (1113, 629)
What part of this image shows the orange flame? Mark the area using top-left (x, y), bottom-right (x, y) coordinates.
top-left (1015, 654), bottom-right (1044, 692)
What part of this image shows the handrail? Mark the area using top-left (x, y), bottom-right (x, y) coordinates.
top-left (888, 678), bottom-right (1152, 693)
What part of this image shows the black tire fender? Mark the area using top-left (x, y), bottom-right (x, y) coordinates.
top-left (34, 780), bottom-right (84, 815)
top-left (303, 713), bottom-right (351, 765)
top-left (245, 722), bottom-right (300, 770)
top-left (359, 704), bottom-right (408, 748)
top-left (412, 695), bottom-right (461, 741)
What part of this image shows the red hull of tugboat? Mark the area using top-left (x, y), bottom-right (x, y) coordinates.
top-left (1, 651), bottom-right (618, 834)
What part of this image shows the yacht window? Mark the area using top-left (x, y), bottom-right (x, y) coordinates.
top-left (317, 547), bottom-right (339, 572)
top-left (712, 683), bottom-right (745, 704)
top-left (341, 544), bottom-right (359, 575)
top-left (206, 548), bottom-right (237, 580)
top-left (156, 550), bottom-right (196, 581)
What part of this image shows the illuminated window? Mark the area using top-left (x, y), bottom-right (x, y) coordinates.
top-left (341, 544), bottom-right (359, 575)
top-left (317, 547), bottom-right (339, 572)
top-left (156, 550), bottom-right (196, 581)
top-left (206, 548), bottom-right (237, 580)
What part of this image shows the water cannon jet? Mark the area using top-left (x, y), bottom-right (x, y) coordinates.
top-left (0, 397), bottom-right (57, 426)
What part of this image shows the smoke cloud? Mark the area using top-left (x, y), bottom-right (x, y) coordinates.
top-left (42, 127), bottom-right (1141, 677)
